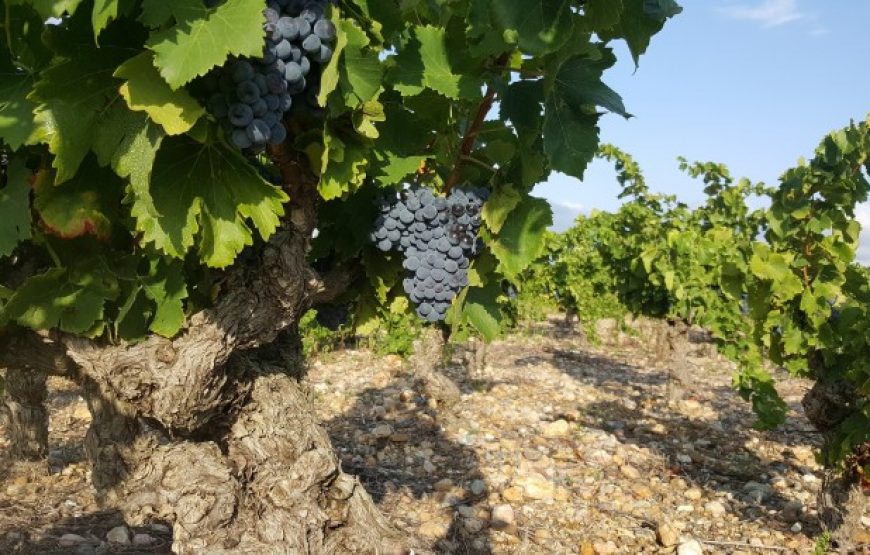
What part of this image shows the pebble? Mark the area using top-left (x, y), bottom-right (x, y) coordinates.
top-left (657, 522), bottom-right (680, 546)
top-left (418, 519), bottom-right (448, 538)
top-left (433, 478), bottom-right (453, 492)
top-left (593, 540), bottom-right (618, 554)
top-left (790, 522), bottom-right (802, 533)
top-left (371, 424), bottom-right (394, 439)
top-left (490, 504), bottom-right (515, 529)
top-left (685, 488), bottom-right (703, 500)
top-left (704, 500), bottom-right (727, 516)
top-left (150, 523), bottom-right (171, 533)
top-left (502, 486), bottom-right (524, 502)
top-left (469, 479), bottom-right (486, 495)
top-left (619, 465), bottom-right (640, 479)
top-left (677, 538), bottom-right (704, 555)
top-left (132, 533), bottom-right (156, 546)
top-left (58, 534), bottom-right (88, 546)
top-left (107, 525), bottom-right (131, 545)
top-left (515, 473), bottom-right (554, 500)
top-left (542, 419), bottom-right (570, 437)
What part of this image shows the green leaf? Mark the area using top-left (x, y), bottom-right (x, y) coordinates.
top-left (543, 95), bottom-right (600, 179)
top-left (391, 25), bottom-right (481, 100)
top-left (27, 0), bottom-right (85, 19)
top-left (91, 105), bottom-right (165, 184)
top-left (584, 0), bottom-right (624, 31)
top-left (142, 259), bottom-right (187, 337)
top-left (320, 127), bottom-right (368, 200)
top-left (2, 266), bottom-right (117, 334)
top-left (597, 0), bottom-right (680, 66)
top-left (31, 49), bottom-right (129, 183)
top-left (500, 80), bottom-right (544, 133)
top-left (32, 157), bottom-right (123, 240)
top-left (317, 11), bottom-right (350, 107)
top-left (463, 283), bottom-right (501, 341)
top-left (491, 0), bottom-right (574, 55)
top-left (115, 52), bottom-right (205, 135)
top-left (0, 157), bottom-right (33, 257)
top-left (482, 184), bottom-right (521, 234)
top-left (490, 195), bottom-right (553, 278)
top-left (553, 55), bottom-right (629, 118)
top-left (92, 0), bottom-right (120, 40)
top-left (129, 136), bottom-right (287, 267)
top-left (146, 0), bottom-right (267, 89)
top-left (336, 18), bottom-right (382, 107)
top-left (0, 73), bottom-right (39, 149)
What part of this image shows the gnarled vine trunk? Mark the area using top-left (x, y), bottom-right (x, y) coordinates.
top-left (802, 380), bottom-right (868, 551)
top-left (2, 365), bottom-right (48, 460)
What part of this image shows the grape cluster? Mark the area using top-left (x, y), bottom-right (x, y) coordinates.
top-left (201, 0), bottom-right (336, 150)
top-left (371, 186), bottom-right (489, 322)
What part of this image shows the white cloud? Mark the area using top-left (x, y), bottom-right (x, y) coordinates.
top-left (855, 202), bottom-right (870, 265)
top-left (717, 0), bottom-right (804, 27)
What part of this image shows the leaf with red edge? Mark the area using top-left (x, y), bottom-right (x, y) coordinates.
top-left (32, 156), bottom-right (123, 240)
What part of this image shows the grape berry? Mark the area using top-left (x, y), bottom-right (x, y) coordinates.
top-left (202, 0), bottom-right (336, 150)
top-left (371, 186), bottom-right (488, 322)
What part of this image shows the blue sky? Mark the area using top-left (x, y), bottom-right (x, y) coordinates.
top-left (532, 0), bottom-right (870, 262)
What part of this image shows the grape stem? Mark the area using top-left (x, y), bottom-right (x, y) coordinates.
top-left (444, 51), bottom-right (512, 194)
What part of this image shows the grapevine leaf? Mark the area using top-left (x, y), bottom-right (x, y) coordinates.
top-left (334, 18), bottom-right (382, 108)
top-left (553, 55), bottom-right (629, 118)
top-left (146, 0), bottom-right (267, 90)
top-left (27, 0), bottom-right (85, 19)
top-left (392, 25), bottom-right (481, 100)
top-left (317, 13), bottom-right (350, 107)
top-left (142, 259), bottom-right (187, 337)
top-left (115, 52), bottom-right (205, 135)
top-left (92, 0), bottom-right (120, 40)
top-left (583, 0), bottom-right (624, 31)
top-left (92, 105), bottom-right (165, 182)
top-left (32, 157), bottom-right (123, 240)
top-left (0, 73), bottom-right (39, 149)
top-left (489, 195), bottom-right (553, 278)
top-left (1, 266), bottom-right (117, 334)
top-left (491, 0), bottom-right (574, 55)
top-left (463, 283), bottom-right (501, 341)
top-left (598, 0), bottom-right (681, 66)
top-left (543, 95), bottom-right (600, 179)
top-left (320, 127), bottom-right (368, 200)
top-left (31, 49), bottom-right (129, 184)
top-left (0, 157), bottom-right (33, 257)
top-left (500, 80), bottom-right (544, 134)
top-left (482, 184), bottom-right (521, 234)
top-left (129, 136), bottom-right (287, 267)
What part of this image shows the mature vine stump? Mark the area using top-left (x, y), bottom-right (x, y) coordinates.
top-left (411, 328), bottom-right (461, 410)
top-left (2, 365), bottom-right (49, 460)
top-left (75, 339), bottom-right (406, 554)
top-left (802, 381), bottom-right (867, 550)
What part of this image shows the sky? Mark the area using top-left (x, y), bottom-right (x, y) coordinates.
top-left (532, 0), bottom-right (870, 263)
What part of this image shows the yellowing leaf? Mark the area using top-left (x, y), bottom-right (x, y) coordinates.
top-left (116, 52), bottom-right (205, 135)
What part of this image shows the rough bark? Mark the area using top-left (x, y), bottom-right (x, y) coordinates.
top-left (801, 380), bottom-right (867, 550)
top-left (410, 328), bottom-right (461, 410)
top-left (0, 331), bottom-right (72, 460)
top-left (79, 338), bottom-right (405, 554)
top-left (2, 365), bottom-right (49, 460)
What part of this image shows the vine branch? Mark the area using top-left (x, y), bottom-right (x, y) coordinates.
top-left (444, 52), bottom-right (512, 193)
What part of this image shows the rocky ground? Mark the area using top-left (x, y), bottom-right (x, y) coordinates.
top-left (1, 316), bottom-right (867, 554)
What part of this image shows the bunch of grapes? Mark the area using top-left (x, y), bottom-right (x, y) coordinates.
top-left (371, 185), bottom-right (489, 322)
top-left (201, 0), bottom-right (336, 150)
